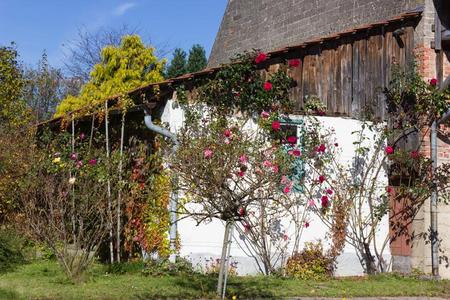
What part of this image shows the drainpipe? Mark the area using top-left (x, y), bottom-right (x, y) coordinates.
top-left (144, 113), bottom-right (179, 263)
top-left (430, 75), bottom-right (450, 278)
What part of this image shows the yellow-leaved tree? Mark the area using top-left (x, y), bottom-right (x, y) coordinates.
top-left (55, 35), bottom-right (165, 117)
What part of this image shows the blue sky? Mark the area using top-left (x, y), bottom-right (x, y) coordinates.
top-left (0, 0), bottom-right (228, 68)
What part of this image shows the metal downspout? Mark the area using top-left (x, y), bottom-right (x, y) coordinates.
top-left (144, 114), bottom-right (179, 263)
top-left (430, 74), bottom-right (450, 278)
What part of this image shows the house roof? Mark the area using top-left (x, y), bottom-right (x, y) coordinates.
top-left (38, 9), bottom-right (422, 129)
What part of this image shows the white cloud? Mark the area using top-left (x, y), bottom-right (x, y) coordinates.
top-left (113, 2), bottom-right (137, 16)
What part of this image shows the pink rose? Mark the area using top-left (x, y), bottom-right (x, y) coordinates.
top-left (260, 111), bottom-right (270, 119)
top-left (308, 199), bottom-right (315, 207)
top-left (283, 186), bottom-right (291, 194)
top-left (204, 149), bottom-right (213, 159)
top-left (88, 159), bottom-right (97, 166)
top-left (239, 154), bottom-right (248, 164)
top-left (70, 153), bottom-right (78, 161)
top-left (263, 160), bottom-right (272, 167)
top-left (281, 175), bottom-right (288, 185)
top-left (272, 165), bottom-right (279, 173)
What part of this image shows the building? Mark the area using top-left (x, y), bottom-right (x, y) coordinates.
top-left (208, 0), bottom-right (450, 277)
top-left (42, 0), bottom-right (450, 277)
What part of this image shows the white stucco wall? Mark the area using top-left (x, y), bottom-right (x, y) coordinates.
top-left (160, 100), bottom-right (390, 276)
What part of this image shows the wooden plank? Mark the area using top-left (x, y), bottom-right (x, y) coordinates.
top-left (320, 47), bottom-right (332, 111)
top-left (288, 56), bottom-right (304, 112)
top-left (302, 46), bottom-right (320, 100)
top-left (367, 33), bottom-right (384, 120)
top-left (334, 42), bottom-right (343, 114)
top-left (341, 39), bottom-right (353, 116)
top-left (352, 35), bottom-right (368, 118)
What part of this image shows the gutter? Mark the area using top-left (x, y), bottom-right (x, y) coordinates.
top-left (144, 113), bottom-right (179, 263)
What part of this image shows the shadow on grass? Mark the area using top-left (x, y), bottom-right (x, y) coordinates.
top-left (0, 288), bottom-right (20, 300)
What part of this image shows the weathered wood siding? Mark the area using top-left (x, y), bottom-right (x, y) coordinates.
top-left (287, 24), bottom-right (416, 119)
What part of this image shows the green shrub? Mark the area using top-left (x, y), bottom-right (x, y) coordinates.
top-left (285, 241), bottom-right (334, 280)
top-left (0, 228), bottom-right (26, 273)
top-left (142, 257), bottom-right (195, 276)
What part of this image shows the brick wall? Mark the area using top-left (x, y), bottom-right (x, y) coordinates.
top-left (410, 0), bottom-right (450, 278)
top-left (209, 0), bottom-right (423, 66)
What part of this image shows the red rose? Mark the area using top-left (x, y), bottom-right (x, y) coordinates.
top-left (255, 52), bottom-right (267, 64)
top-left (319, 175), bottom-right (326, 184)
top-left (288, 59), bottom-right (301, 68)
top-left (264, 81), bottom-right (272, 91)
top-left (293, 149), bottom-right (301, 157)
top-left (385, 146), bottom-right (394, 155)
top-left (410, 151), bottom-right (420, 159)
top-left (326, 188), bottom-right (333, 195)
top-left (243, 223), bottom-right (251, 231)
top-left (386, 186), bottom-right (393, 194)
top-left (317, 144), bottom-right (326, 153)
top-left (321, 195), bottom-right (329, 207)
top-left (238, 207), bottom-right (246, 217)
top-left (304, 222), bottom-right (310, 228)
top-left (334, 143), bottom-right (339, 147)
top-left (271, 121), bottom-right (281, 131)
top-left (224, 129), bottom-right (232, 137)
top-left (287, 136), bottom-right (297, 144)
top-left (430, 78), bottom-right (438, 87)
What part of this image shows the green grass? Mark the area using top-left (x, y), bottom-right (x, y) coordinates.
top-left (0, 260), bottom-right (449, 299)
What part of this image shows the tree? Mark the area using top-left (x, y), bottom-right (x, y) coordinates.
top-left (294, 67), bottom-right (450, 274)
top-left (64, 25), bottom-right (171, 83)
top-left (55, 35), bottom-right (166, 117)
top-left (172, 52), bottom-right (308, 295)
top-left (23, 52), bottom-right (68, 122)
top-left (20, 133), bottom-right (118, 282)
top-left (0, 44), bottom-right (27, 127)
top-left (165, 48), bottom-right (187, 78)
top-left (186, 44), bottom-right (207, 73)
top-left (0, 44), bottom-right (33, 225)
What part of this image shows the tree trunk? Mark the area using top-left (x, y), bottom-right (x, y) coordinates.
top-left (217, 220), bottom-right (231, 296)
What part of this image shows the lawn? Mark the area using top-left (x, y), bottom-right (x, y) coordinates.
top-left (1, 260), bottom-right (450, 300)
